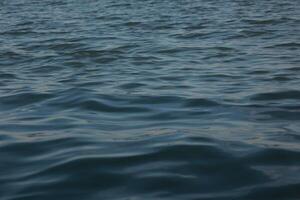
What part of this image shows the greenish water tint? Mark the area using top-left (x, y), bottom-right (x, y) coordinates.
top-left (1, 0), bottom-right (300, 199)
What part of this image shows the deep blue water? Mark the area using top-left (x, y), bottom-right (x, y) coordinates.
top-left (1, 0), bottom-right (300, 199)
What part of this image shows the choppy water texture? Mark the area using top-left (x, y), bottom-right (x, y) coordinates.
top-left (1, 0), bottom-right (300, 199)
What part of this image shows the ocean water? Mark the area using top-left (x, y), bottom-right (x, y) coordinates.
top-left (1, 0), bottom-right (300, 199)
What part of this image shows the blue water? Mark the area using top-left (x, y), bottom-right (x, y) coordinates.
top-left (1, 0), bottom-right (300, 199)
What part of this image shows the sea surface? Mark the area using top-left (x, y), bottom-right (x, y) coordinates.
top-left (1, 0), bottom-right (300, 199)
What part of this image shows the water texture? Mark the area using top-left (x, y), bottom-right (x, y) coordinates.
top-left (1, 0), bottom-right (300, 199)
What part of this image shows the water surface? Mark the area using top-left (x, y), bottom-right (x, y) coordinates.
top-left (1, 0), bottom-right (300, 199)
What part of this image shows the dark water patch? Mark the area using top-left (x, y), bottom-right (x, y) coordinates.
top-left (0, 137), bottom-right (82, 160)
top-left (244, 183), bottom-right (300, 200)
top-left (159, 75), bottom-right (185, 81)
top-left (243, 18), bottom-right (284, 25)
top-left (269, 75), bottom-right (292, 82)
top-left (184, 98), bottom-right (220, 107)
top-left (258, 110), bottom-right (300, 121)
top-left (1, 139), bottom-right (271, 199)
top-left (243, 148), bottom-right (300, 166)
top-left (0, 72), bottom-right (17, 79)
top-left (119, 82), bottom-right (146, 89)
top-left (265, 42), bottom-right (300, 50)
top-left (250, 90), bottom-right (300, 101)
top-left (122, 21), bottom-right (143, 27)
top-left (247, 70), bottom-right (270, 75)
top-left (0, 92), bottom-right (54, 109)
top-left (156, 46), bottom-right (203, 54)
top-left (68, 49), bottom-right (122, 58)
top-left (130, 95), bottom-right (183, 105)
top-left (49, 95), bottom-right (152, 113)
top-left (139, 110), bottom-right (211, 121)
top-left (286, 67), bottom-right (300, 71)
top-left (77, 99), bottom-right (151, 113)
top-left (30, 65), bottom-right (63, 74)
top-left (201, 73), bottom-right (244, 80)
top-left (0, 50), bottom-right (30, 60)
top-left (105, 2), bottom-right (132, 8)
top-left (63, 61), bottom-right (86, 68)
top-left (208, 46), bottom-right (236, 52)
top-left (172, 32), bottom-right (210, 39)
top-left (1, 28), bottom-right (37, 36)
